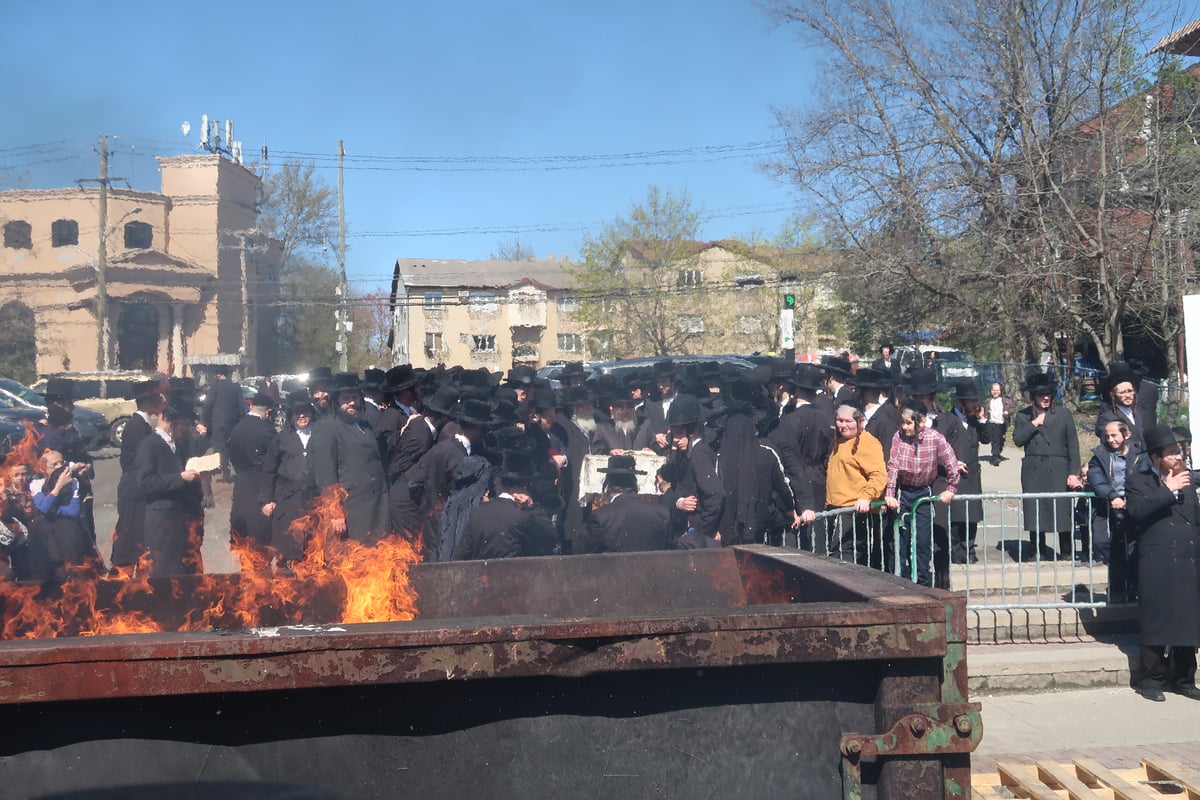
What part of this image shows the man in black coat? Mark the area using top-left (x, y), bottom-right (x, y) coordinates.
top-left (260, 391), bottom-right (318, 567)
top-left (202, 368), bottom-right (243, 483)
top-left (641, 360), bottom-right (678, 455)
top-left (768, 364), bottom-right (829, 548)
top-left (582, 454), bottom-right (672, 553)
top-left (227, 393), bottom-right (277, 570)
top-left (591, 392), bottom-right (652, 455)
top-left (111, 379), bottom-right (165, 573)
top-left (1125, 425), bottom-right (1200, 702)
top-left (406, 397), bottom-right (490, 556)
top-left (944, 380), bottom-right (990, 565)
top-left (550, 386), bottom-right (593, 552)
top-left (452, 451), bottom-right (557, 560)
top-left (667, 394), bottom-right (726, 548)
top-left (821, 355), bottom-right (858, 409)
top-left (135, 391), bottom-right (204, 577)
top-left (360, 368), bottom-right (388, 431)
top-left (871, 343), bottom-right (904, 381)
top-left (310, 373), bottom-right (390, 544)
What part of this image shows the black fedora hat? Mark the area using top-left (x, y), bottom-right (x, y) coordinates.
top-left (162, 392), bottom-right (198, 421)
top-left (665, 394), bottom-right (705, 427)
top-left (528, 384), bottom-right (557, 411)
top-left (1144, 424), bottom-right (1183, 454)
top-left (1021, 371), bottom-right (1058, 394)
top-left (250, 392), bottom-right (277, 409)
top-left (128, 378), bottom-right (166, 400)
top-left (652, 359), bottom-right (676, 380)
top-left (559, 385), bottom-right (592, 407)
top-left (558, 361), bottom-right (589, 381)
top-left (330, 372), bottom-right (360, 393)
top-left (951, 378), bottom-right (979, 401)
top-left (792, 363), bottom-right (825, 392)
top-left (1101, 369), bottom-right (1141, 398)
top-left (497, 450), bottom-right (538, 483)
top-left (42, 377), bottom-right (74, 402)
top-left (852, 367), bottom-right (893, 391)
top-left (453, 397), bottom-right (495, 427)
top-left (308, 366), bottom-right (333, 387)
top-left (382, 364), bottom-right (420, 394)
top-left (597, 453), bottom-right (647, 476)
top-left (904, 367), bottom-right (944, 396)
top-left (286, 390), bottom-right (316, 412)
top-left (769, 358), bottom-right (797, 385)
top-left (361, 368), bottom-right (386, 391)
top-left (422, 385), bottom-right (460, 417)
top-left (820, 355), bottom-right (854, 380)
top-left (504, 364), bottom-right (537, 387)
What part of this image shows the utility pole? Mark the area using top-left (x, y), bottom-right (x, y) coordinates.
top-left (336, 139), bottom-right (349, 371)
top-left (96, 137), bottom-right (108, 372)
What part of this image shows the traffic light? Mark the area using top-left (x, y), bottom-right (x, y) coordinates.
top-left (783, 293), bottom-right (796, 310)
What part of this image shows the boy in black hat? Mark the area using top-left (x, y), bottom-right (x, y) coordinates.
top-left (134, 390), bottom-right (205, 577)
top-left (581, 454), bottom-right (672, 553)
top-left (666, 394), bottom-right (726, 547)
top-left (226, 393), bottom-right (278, 570)
top-left (451, 450), bottom-right (556, 561)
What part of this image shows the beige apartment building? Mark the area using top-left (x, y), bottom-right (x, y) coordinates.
top-left (390, 258), bottom-right (583, 369)
top-left (0, 153), bottom-right (281, 378)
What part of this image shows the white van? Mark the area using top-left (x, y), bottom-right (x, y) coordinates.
top-left (918, 346), bottom-right (977, 380)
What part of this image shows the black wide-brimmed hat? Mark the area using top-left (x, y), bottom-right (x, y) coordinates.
top-left (453, 397), bottom-right (495, 427)
top-left (308, 366), bottom-right (333, 387)
top-left (1144, 424), bottom-right (1183, 454)
top-left (169, 377), bottom-right (196, 392)
top-left (361, 368), bottom-right (386, 392)
top-left (652, 359), bottom-right (676, 380)
top-left (769, 358), bottom-right (797, 385)
top-left (558, 361), bottom-right (589, 382)
top-left (422, 385), bottom-right (460, 417)
top-left (951, 379), bottom-right (979, 401)
top-left (821, 355), bottom-right (854, 380)
top-left (853, 367), bottom-right (894, 392)
top-left (559, 385), bottom-right (592, 408)
top-left (330, 372), bottom-right (360, 393)
top-left (128, 378), bottom-right (166, 400)
top-left (42, 377), bottom-right (74, 402)
top-left (382, 364), bottom-right (420, 394)
top-left (162, 392), bottom-right (198, 421)
top-left (792, 363), bottom-right (825, 392)
top-left (1101, 369), bottom-right (1141, 398)
top-left (250, 392), bottom-right (277, 409)
top-left (286, 390), bottom-right (316, 413)
top-left (665, 393), bottom-right (705, 427)
top-left (528, 384), bottom-right (557, 411)
top-left (597, 453), bottom-right (647, 476)
top-left (904, 367), bottom-right (944, 397)
top-left (504, 364), bottom-right (537, 387)
top-left (497, 450), bottom-right (538, 483)
top-left (1021, 371), bottom-right (1058, 395)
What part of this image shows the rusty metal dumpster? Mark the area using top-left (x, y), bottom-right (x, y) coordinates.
top-left (0, 546), bottom-right (979, 799)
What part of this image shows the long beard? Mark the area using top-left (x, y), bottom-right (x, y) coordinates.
top-left (615, 418), bottom-right (637, 436)
top-left (575, 416), bottom-right (597, 436)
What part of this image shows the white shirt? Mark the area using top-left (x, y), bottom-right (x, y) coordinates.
top-left (455, 432), bottom-right (472, 456)
top-left (154, 426), bottom-right (176, 453)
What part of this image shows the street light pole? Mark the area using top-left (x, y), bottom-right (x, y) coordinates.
top-left (336, 139), bottom-right (349, 371)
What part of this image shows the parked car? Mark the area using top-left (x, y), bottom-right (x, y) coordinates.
top-left (0, 378), bottom-right (111, 450)
top-left (0, 416), bottom-right (25, 460)
top-left (587, 354), bottom-right (757, 385)
top-left (918, 346), bottom-right (978, 381)
top-left (29, 371), bottom-right (154, 447)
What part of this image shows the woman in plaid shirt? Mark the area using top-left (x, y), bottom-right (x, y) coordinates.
top-left (885, 401), bottom-right (960, 587)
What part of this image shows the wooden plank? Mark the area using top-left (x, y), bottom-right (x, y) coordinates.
top-left (1143, 757), bottom-right (1200, 799)
top-left (1035, 761), bottom-right (1105, 800)
top-left (1073, 758), bottom-right (1158, 800)
top-left (997, 761), bottom-right (1062, 800)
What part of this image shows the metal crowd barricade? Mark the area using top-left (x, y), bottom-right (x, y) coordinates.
top-left (781, 491), bottom-right (1138, 641)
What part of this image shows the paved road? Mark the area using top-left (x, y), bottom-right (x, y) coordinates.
top-left (92, 446), bottom-right (238, 574)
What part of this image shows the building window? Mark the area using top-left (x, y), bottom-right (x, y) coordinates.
top-left (51, 219), bottom-right (79, 247)
top-left (677, 268), bottom-right (702, 287)
top-left (558, 333), bottom-right (583, 352)
top-left (124, 220), bottom-right (153, 249)
top-left (424, 331), bottom-right (444, 357)
top-left (424, 291), bottom-right (443, 310)
top-left (472, 334), bottom-right (497, 353)
top-left (678, 315), bottom-right (705, 334)
top-left (556, 294), bottom-right (580, 313)
top-left (3, 220), bottom-right (32, 249)
top-left (735, 315), bottom-right (762, 334)
top-left (468, 291), bottom-right (498, 313)
top-left (735, 274), bottom-right (763, 288)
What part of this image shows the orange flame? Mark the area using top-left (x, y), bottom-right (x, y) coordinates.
top-left (0, 484), bottom-right (422, 639)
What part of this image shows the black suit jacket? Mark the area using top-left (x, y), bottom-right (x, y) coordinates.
top-left (452, 496), bottom-right (557, 560)
top-left (134, 431), bottom-right (203, 576)
top-left (311, 414), bottom-right (389, 542)
top-left (583, 492), bottom-right (673, 553)
top-left (865, 402), bottom-right (902, 463)
top-left (768, 402), bottom-right (831, 513)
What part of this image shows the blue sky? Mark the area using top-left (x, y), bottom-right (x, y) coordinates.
top-left (1, 1), bottom-right (816, 292)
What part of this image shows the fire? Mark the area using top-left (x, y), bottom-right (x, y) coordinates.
top-left (0, 484), bottom-right (422, 639)
top-left (3, 423), bottom-right (44, 476)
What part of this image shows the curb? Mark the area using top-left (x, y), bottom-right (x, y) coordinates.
top-left (968, 636), bottom-right (1137, 694)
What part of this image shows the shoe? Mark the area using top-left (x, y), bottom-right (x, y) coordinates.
top-left (991, 457), bottom-right (1001, 466)
top-left (1140, 687), bottom-right (1167, 702)
top-left (1172, 684), bottom-right (1200, 700)
top-left (951, 554), bottom-right (968, 565)
top-left (968, 553), bottom-right (979, 564)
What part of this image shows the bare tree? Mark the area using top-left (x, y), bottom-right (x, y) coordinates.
top-left (490, 237), bottom-right (536, 261)
top-left (569, 186), bottom-right (707, 358)
top-left (256, 161), bottom-right (337, 271)
top-left (767, 0), bottom-right (1190, 374)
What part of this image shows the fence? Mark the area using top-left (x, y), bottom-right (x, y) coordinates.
top-left (788, 491), bottom-right (1136, 642)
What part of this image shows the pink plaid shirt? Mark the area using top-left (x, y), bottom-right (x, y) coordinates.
top-left (886, 427), bottom-right (959, 497)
